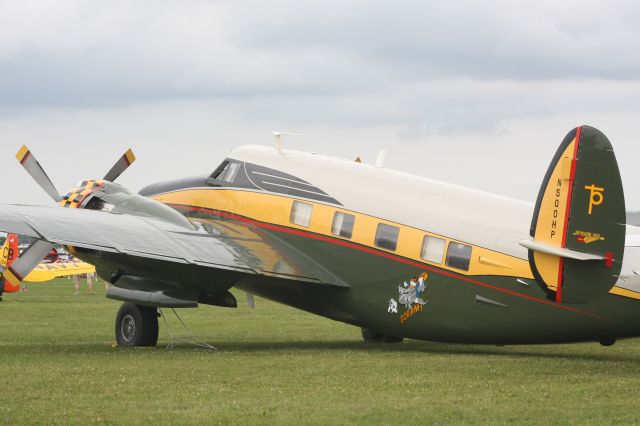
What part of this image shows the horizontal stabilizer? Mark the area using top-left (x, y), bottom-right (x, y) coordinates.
top-left (520, 238), bottom-right (603, 261)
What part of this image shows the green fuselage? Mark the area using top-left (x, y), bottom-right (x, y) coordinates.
top-left (124, 197), bottom-right (640, 345)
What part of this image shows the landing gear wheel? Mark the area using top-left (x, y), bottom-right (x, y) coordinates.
top-left (115, 303), bottom-right (159, 347)
top-left (361, 328), bottom-right (403, 343)
top-left (599, 337), bottom-right (616, 347)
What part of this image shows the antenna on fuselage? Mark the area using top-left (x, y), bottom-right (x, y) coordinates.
top-left (273, 131), bottom-right (302, 151)
top-left (375, 150), bottom-right (387, 168)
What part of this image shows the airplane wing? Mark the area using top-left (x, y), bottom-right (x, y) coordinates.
top-left (0, 203), bottom-right (347, 306)
top-left (0, 204), bottom-right (256, 270)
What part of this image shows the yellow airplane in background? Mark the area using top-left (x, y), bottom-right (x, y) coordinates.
top-left (1, 234), bottom-right (95, 291)
top-left (25, 260), bottom-right (96, 283)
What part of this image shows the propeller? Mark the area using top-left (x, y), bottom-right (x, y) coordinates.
top-left (16, 145), bottom-right (136, 202)
top-left (104, 149), bottom-right (136, 182)
top-left (3, 240), bottom-right (55, 289)
top-left (16, 146), bottom-right (62, 202)
top-left (7, 145), bottom-right (137, 286)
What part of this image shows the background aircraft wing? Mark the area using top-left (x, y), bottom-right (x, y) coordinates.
top-left (25, 261), bottom-right (97, 283)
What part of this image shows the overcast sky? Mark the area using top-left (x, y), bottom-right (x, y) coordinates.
top-left (1, 0), bottom-right (639, 211)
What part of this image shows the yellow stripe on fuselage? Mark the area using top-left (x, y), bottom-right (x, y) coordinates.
top-left (153, 188), bottom-right (535, 280)
top-left (152, 187), bottom-right (640, 301)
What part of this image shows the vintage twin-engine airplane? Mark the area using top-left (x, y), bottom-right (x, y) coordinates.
top-left (0, 125), bottom-right (638, 348)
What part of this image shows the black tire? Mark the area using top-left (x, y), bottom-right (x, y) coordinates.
top-left (362, 328), bottom-right (385, 343)
top-left (381, 334), bottom-right (404, 343)
top-left (361, 328), bottom-right (403, 344)
top-left (115, 303), bottom-right (159, 347)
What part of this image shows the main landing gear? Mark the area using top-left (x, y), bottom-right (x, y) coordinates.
top-left (361, 328), bottom-right (404, 344)
top-left (599, 337), bottom-right (616, 347)
top-left (115, 303), bottom-right (159, 347)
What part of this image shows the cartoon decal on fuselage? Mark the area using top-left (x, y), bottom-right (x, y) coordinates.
top-left (388, 272), bottom-right (429, 324)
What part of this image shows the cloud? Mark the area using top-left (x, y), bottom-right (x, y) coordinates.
top-left (0, 1), bottom-right (639, 209)
top-left (230, 0), bottom-right (640, 80)
top-left (2, 0), bottom-right (640, 108)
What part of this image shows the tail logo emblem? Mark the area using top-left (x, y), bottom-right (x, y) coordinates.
top-left (573, 230), bottom-right (605, 244)
top-left (584, 184), bottom-right (604, 215)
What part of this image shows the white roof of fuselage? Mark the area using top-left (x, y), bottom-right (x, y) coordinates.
top-left (229, 145), bottom-right (534, 259)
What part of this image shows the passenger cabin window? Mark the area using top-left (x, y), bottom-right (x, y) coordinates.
top-left (421, 235), bottom-right (445, 264)
top-left (290, 201), bottom-right (313, 227)
top-left (375, 223), bottom-right (400, 251)
top-left (331, 212), bottom-right (355, 238)
top-left (446, 242), bottom-right (472, 271)
top-left (210, 161), bottom-right (240, 183)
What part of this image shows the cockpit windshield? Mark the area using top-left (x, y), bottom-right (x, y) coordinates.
top-left (209, 161), bottom-right (240, 183)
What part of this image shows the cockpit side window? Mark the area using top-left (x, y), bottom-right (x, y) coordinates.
top-left (210, 161), bottom-right (229, 180)
top-left (209, 161), bottom-right (240, 184)
top-left (221, 162), bottom-right (240, 183)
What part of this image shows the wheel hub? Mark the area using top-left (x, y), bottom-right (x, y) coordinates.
top-left (121, 314), bottom-right (136, 343)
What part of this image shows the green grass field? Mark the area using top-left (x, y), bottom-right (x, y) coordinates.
top-left (1, 279), bottom-right (640, 425)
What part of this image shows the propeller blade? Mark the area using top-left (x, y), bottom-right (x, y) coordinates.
top-left (16, 146), bottom-right (62, 202)
top-left (246, 292), bottom-right (255, 309)
top-left (2, 240), bottom-right (54, 289)
top-left (104, 148), bottom-right (136, 182)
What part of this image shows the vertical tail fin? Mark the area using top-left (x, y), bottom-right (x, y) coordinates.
top-left (524, 126), bottom-right (625, 303)
top-left (1, 234), bottom-right (21, 293)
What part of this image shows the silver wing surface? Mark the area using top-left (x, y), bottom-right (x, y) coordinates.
top-left (0, 204), bottom-right (255, 269)
top-left (0, 204), bottom-right (347, 306)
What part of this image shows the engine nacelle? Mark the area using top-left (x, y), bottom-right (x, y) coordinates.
top-left (60, 180), bottom-right (194, 230)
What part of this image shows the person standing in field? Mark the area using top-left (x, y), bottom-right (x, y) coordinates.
top-left (87, 272), bottom-right (96, 294)
top-left (73, 272), bottom-right (95, 296)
